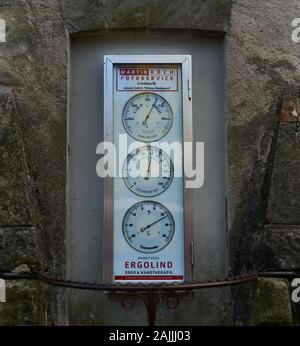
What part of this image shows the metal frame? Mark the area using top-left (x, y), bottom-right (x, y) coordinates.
top-left (103, 55), bottom-right (194, 283)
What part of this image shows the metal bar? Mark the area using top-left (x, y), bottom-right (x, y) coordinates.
top-left (1, 269), bottom-right (298, 327)
top-left (0, 272), bottom-right (39, 280)
top-left (37, 272), bottom-right (258, 291)
top-left (0, 270), bottom-right (298, 291)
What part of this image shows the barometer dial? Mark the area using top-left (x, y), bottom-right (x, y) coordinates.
top-left (122, 93), bottom-right (173, 142)
top-left (122, 146), bottom-right (174, 197)
top-left (122, 201), bottom-right (175, 254)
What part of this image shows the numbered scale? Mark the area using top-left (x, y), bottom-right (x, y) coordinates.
top-left (122, 92), bottom-right (175, 253)
top-left (122, 93), bottom-right (173, 142)
top-left (122, 145), bottom-right (174, 197)
top-left (104, 57), bottom-right (191, 283)
top-left (122, 201), bottom-right (175, 254)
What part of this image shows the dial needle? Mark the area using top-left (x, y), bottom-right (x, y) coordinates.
top-left (147, 147), bottom-right (152, 173)
top-left (140, 215), bottom-right (168, 232)
top-left (143, 97), bottom-right (158, 125)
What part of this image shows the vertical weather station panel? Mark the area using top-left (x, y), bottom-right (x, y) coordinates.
top-left (103, 56), bottom-right (193, 284)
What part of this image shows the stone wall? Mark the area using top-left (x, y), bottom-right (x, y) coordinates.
top-left (233, 97), bottom-right (300, 325)
top-left (0, 0), bottom-right (67, 325)
top-left (0, 0), bottom-right (299, 325)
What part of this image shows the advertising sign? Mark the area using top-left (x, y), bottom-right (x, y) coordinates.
top-left (116, 66), bottom-right (178, 92)
top-left (103, 56), bottom-right (193, 283)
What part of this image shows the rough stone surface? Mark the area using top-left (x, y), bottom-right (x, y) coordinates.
top-left (267, 124), bottom-right (300, 224)
top-left (0, 280), bottom-right (45, 326)
top-left (252, 225), bottom-right (300, 270)
top-left (250, 278), bottom-right (293, 325)
top-left (233, 283), bottom-right (256, 326)
top-left (227, 0), bottom-right (300, 272)
top-left (61, 0), bottom-right (232, 33)
top-left (0, 227), bottom-right (38, 271)
top-left (0, 0), bottom-right (67, 325)
top-left (0, 90), bottom-right (31, 226)
top-left (0, 0), bottom-right (68, 272)
top-left (279, 96), bottom-right (300, 123)
top-left (0, 0), bottom-right (31, 86)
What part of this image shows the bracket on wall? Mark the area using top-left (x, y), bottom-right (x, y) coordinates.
top-left (3, 271), bottom-right (299, 326)
top-left (108, 291), bottom-right (194, 326)
top-left (103, 273), bottom-right (259, 326)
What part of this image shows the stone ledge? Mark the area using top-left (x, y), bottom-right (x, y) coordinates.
top-left (61, 0), bottom-right (231, 33)
top-left (0, 280), bottom-right (45, 325)
top-left (250, 278), bottom-right (293, 325)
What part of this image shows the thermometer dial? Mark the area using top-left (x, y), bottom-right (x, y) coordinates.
top-left (122, 146), bottom-right (174, 197)
top-left (122, 93), bottom-right (173, 142)
top-left (122, 201), bottom-right (175, 254)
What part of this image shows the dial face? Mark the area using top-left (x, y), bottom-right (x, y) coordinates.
top-left (122, 93), bottom-right (173, 142)
top-left (123, 146), bottom-right (174, 197)
top-left (122, 201), bottom-right (175, 254)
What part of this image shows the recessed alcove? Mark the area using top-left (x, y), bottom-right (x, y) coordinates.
top-left (67, 30), bottom-right (227, 325)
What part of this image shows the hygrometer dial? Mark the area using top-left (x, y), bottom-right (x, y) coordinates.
top-left (122, 146), bottom-right (174, 197)
top-left (122, 201), bottom-right (175, 254)
top-left (122, 93), bottom-right (173, 142)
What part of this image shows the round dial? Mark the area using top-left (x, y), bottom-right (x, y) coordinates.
top-left (122, 93), bottom-right (173, 142)
top-left (123, 146), bottom-right (174, 197)
top-left (122, 201), bottom-right (175, 254)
